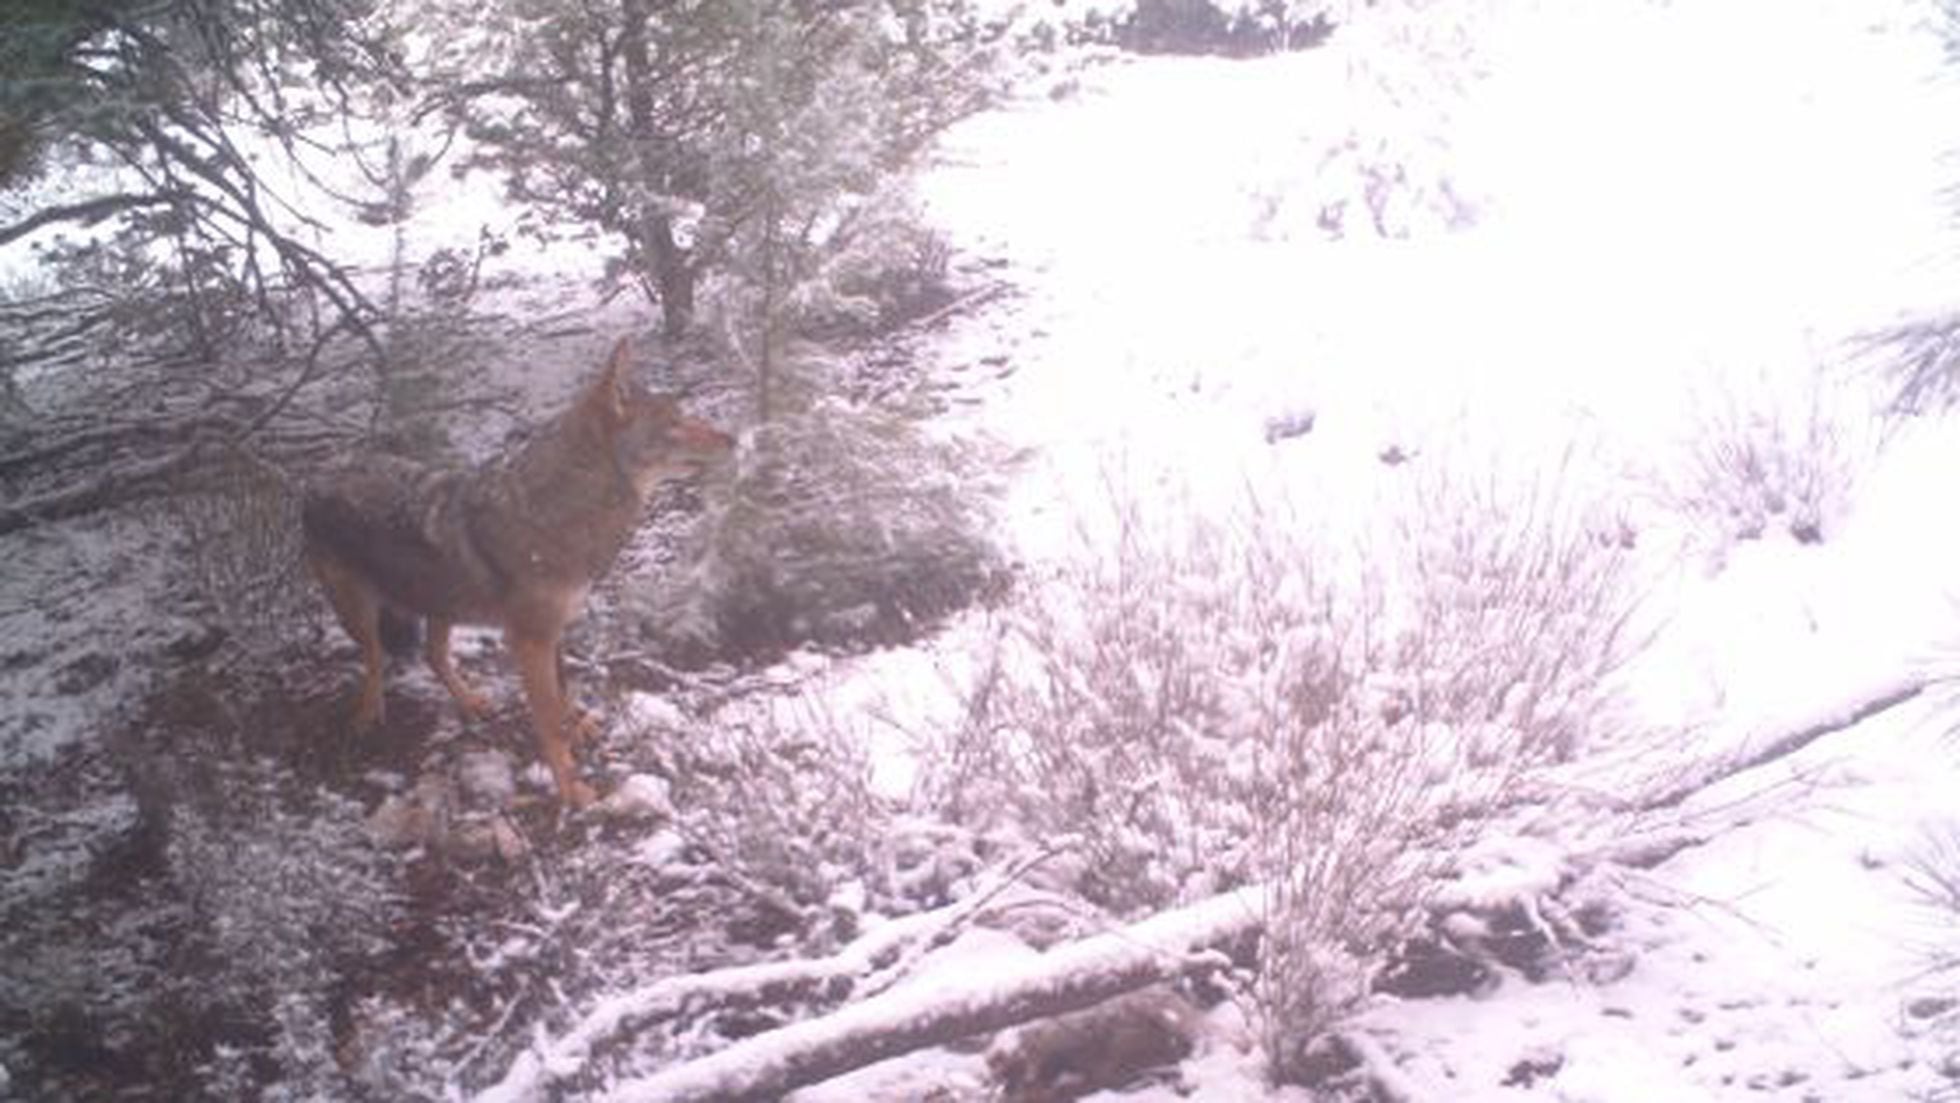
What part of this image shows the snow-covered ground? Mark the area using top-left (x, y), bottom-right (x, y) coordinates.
top-left (751, 0), bottom-right (1960, 1097)
top-left (6, 0), bottom-right (1960, 1098)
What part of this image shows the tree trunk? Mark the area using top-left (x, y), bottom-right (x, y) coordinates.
top-left (618, 0), bottom-right (695, 339)
top-left (650, 217), bottom-right (696, 338)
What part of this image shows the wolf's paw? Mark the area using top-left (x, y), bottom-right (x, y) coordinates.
top-left (453, 687), bottom-right (493, 721)
top-left (351, 689), bottom-right (385, 732)
top-left (563, 778), bottom-right (600, 809)
top-left (569, 705), bottom-right (604, 745)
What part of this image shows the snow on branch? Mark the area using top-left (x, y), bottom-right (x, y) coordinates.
top-left (596, 886), bottom-right (1263, 1103)
top-left (1638, 675), bottom-right (1925, 813)
top-left (474, 849), bottom-right (1069, 1103)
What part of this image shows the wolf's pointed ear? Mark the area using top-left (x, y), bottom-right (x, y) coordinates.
top-left (594, 337), bottom-right (634, 420)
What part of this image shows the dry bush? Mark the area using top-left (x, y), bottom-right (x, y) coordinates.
top-left (805, 208), bottom-right (956, 337)
top-left (162, 449), bottom-right (316, 658)
top-left (930, 457), bottom-right (1640, 1080)
top-left (1900, 818), bottom-right (1960, 1100)
top-left (640, 684), bottom-right (985, 933)
top-left (1905, 820), bottom-right (1960, 977)
top-left (634, 391), bottom-right (1008, 663)
top-left (1865, 311), bottom-right (1960, 416)
top-left (1652, 367), bottom-right (1871, 553)
top-left (662, 698), bottom-right (891, 917)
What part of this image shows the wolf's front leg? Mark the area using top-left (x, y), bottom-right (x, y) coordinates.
top-left (554, 646), bottom-right (604, 745)
top-left (510, 631), bottom-right (598, 808)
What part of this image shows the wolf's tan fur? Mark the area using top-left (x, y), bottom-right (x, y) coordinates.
top-left (301, 338), bottom-right (732, 806)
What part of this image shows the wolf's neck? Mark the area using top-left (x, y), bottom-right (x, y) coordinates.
top-left (485, 407), bottom-right (647, 576)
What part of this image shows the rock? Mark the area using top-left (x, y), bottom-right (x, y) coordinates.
top-left (1906, 995), bottom-right (1957, 1020)
top-left (457, 750), bottom-right (518, 806)
top-left (634, 828), bottom-right (688, 868)
top-left (367, 793), bottom-right (436, 851)
top-left (988, 988), bottom-right (1199, 1103)
top-left (1263, 408), bottom-right (1316, 443)
top-left (366, 777), bottom-right (453, 850)
top-left (604, 773), bottom-right (677, 821)
top-left (164, 624), bottom-right (226, 663)
top-left (53, 652), bottom-right (118, 695)
top-left (447, 814), bottom-right (530, 863)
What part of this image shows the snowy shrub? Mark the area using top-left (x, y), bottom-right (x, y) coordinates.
top-left (164, 765), bottom-right (402, 1096)
top-left (817, 217), bottom-right (957, 336)
top-left (163, 449), bottom-right (315, 657)
top-left (1906, 820), bottom-right (1960, 977)
top-left (663, 706), bottom-right (889, 916)
top-left (632, 390), bottom-right (1008, 663)
top-left (1243, 2), bottom-right (1487, 241)
top-left (1114, 0), bottom-right (1334, 57)
top-left (1653, 367), bottom-right (1871, 553)
top-left (458, 0), bottom-right (998, 339)
top-left (1868, 312), bottom-right (1960, 415)
top-left (932, 460), bottom-right (1639, 1078)
top-left (707, 190), bottom-right (958, 343)
top-left (1900, 819), bottom-right (1960, 1093)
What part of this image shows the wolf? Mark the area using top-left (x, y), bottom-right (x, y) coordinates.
top-left (300, 337), bottom-right (733, 807)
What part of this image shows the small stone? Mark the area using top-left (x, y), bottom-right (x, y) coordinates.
top-left (457, 750), bottom-right (518, 805)
top-left (367, 793), bottom-right (435, 850)
top-left (605, 773), bottom-right (676, 821)
top-left (53, 652), bottom-right (118, 694)
top-left (1907, 996), bottom-right (1957, 1021)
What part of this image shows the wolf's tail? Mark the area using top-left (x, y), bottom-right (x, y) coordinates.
top-left (379, 607), bottom-right (421, 658)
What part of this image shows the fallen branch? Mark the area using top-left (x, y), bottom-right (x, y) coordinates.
top-left (1639, 675), bottom-right (1925, 812)
top-left (1334, 1030), bottom-right (1428, 1103)
top-left (596, 886), bottom-right (1262, 1103)
top-left (0, 446), bottom-right (205, 536)
top-left (473, 849), bottom-right (1070, 1103)
top-left (902, 280), bottom-right (1008, 333)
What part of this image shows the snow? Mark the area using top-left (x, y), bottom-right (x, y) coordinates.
top-left (737, 0), bottom-right (1960, 1097)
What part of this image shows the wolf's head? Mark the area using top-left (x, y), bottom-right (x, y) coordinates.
top-left (586, 337), bottom-right (735, 498)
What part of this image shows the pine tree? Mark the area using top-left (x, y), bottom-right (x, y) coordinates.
top-left (443, 0), bottom-right (996, 345)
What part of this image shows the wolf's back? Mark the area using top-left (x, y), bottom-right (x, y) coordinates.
top-left (300, 456), bottom-right (506, 622)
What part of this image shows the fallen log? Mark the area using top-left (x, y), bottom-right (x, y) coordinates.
top-left (473, 849), bottom-right (1071, 1103)
top-left (596, 886), bottom-right (1261, 1103)
top-left (1639, 674), bottom-right (1926, 812)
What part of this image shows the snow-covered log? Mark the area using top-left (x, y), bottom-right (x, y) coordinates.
top-left (593, 886), bottom-right (1263, 1103)
top-left (474, 851), bottom-right (1071, 1103)
top-left (1639, 675), bottom-right (1925, 811)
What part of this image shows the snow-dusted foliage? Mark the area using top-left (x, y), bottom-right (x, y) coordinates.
top-left (444, 0), bottom-right (999, 338)
top-left (160, 450), bottom-right (315, 657)
top-left (1645, 365), bottom-right (1875, 555)
top-left (931, 459), bottom-right (1639, 1072)
top-left (1906, 819), bottom-right (1960, 977)
top-left (706, 186), bottom-right (958, 350)
top-left (633, 385), bottom-right (1008, 661)
top-left (645, 689), bottom-right (905, 915)
top-left (167, 771), bottom-right (403, 1097)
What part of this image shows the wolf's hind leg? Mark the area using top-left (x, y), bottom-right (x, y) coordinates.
top-left (307, 550), bottom-right (388, 730)
top-left (425, 617), bottom-right (491, 720)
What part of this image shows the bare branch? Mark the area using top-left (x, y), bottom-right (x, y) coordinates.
top-left (0, 193), bottom-right (182, 247)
